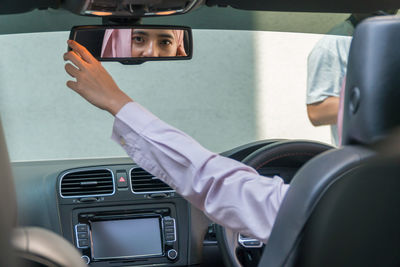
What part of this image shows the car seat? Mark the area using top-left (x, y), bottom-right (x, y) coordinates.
top-left (258, 15), bottom-right (400, 267)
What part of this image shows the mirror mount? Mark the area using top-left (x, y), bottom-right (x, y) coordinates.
top-left (119, 59), bottom-right (145, 65)
top-left (102, 17), bottom-right (142, 26)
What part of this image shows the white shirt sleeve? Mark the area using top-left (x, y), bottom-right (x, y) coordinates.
top-left (306, 35), bottom-right (351, 105)
top-left (111, 101), bottom-right (290, 243)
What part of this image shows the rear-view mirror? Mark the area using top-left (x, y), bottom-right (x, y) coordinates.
top-left (69, 25), bottom-right (193, 64)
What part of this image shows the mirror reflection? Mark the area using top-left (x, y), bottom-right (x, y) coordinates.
top-left (101, 29), bottom-right (187, 58)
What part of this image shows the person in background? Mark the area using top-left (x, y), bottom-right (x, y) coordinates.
top-left (306, 11), bottom-right (397, 146)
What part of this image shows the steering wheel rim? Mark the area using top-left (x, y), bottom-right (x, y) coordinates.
top-left (216, 140), bottom-right (334, 267)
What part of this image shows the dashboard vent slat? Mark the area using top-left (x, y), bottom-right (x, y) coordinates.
top-left (130, 168), bottom-right (174, 193)
top-left (62, 181), bottom-right (113, 186)
top-left (60, 169), bottom-right (114, 198)
top-left (62, 177), bottom-right (112, 182)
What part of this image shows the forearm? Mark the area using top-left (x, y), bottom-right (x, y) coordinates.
top-left (307, 96), bottom-right (339, 126)
top-left (112, 102), bottom-right (289, 243)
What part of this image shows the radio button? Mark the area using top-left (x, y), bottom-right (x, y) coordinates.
top-left (79, 239), bottom-right (89, 247)
top-left (167, 249), bottom-right (178, 260)
top-left (165, 227), bottom-right (174, 234)
top-left (77, 224), bottom-right (88, 232)
top-left (165, 233), bottom-right (176, 241)
top-left (164, 220), bottom-right (174, 227)
top-left (78, 232), bottom-right (88, 239)
top-left (81, 255), bottom-right (90, 264)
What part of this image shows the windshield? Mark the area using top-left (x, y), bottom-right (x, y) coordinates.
top-left (2, 11), bottom-right (384, 162)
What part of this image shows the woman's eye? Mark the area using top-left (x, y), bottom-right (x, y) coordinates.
top-left (132, 36), bottom-right (144, 43)
top-left (160, 40), bottom-right (172, 46)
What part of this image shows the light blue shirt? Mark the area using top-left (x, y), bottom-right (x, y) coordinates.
top-left (307, 20), bottom-right (354, 145)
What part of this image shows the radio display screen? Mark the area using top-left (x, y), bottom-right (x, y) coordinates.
top-left (90, 217), bottom-right (163, 259)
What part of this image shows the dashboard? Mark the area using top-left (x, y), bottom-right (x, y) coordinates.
top-left (58, 164), bottom-right (187, 266)
top-left (11, 139), bottom-right (298, 266)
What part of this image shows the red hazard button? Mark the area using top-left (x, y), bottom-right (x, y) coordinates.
top-left (116, 170), bottom-right (128, 188)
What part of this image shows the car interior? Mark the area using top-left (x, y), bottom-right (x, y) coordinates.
top-left (1, 0), bottom-right (400, 267)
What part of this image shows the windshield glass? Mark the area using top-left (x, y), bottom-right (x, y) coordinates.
top-left (3, 11), bottom-right (392, 162)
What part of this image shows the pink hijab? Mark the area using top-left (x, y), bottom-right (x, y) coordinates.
top-left (101, 29), bottom-right (185, 57)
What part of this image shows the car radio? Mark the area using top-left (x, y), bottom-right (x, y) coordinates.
top-left (74, 208), bottom-right (178, 265)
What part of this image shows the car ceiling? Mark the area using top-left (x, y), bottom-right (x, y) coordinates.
top-left (0, 0), bottom-right (399, 35)
top-left (0, 8), bottom-right (350, 35)
top-left (2, 0), bottom-right (400, 14)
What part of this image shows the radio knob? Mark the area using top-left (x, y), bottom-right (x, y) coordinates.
top-left (167, 249), bottom-right (178, 260)
top-left (81, 255), bottom-right (90, 264)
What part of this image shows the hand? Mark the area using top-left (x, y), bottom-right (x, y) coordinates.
top-left (177, 45), bottom-right (187, 57)
top-left (63, 40), bottom-right (133, 116)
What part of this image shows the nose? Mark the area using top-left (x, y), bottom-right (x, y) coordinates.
top-left (142, 41), bottom-right (158, 57)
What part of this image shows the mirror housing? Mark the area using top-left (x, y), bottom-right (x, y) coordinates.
top-left (63, 0), bottom-right (202, 17)
top-left (69, 25), bottom-right (193, 64)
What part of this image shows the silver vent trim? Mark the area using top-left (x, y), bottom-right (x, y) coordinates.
top-left (129, 167), bottom-right (175, 194)
top-left (238, 234), bottom-right (263, 248)
top-left (59, 168), bottom-right (115, 198)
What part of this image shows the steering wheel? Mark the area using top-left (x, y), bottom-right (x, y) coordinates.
top-left (215, 140), bottom-right (333, 267)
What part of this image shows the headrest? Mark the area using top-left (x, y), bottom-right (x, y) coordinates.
top-left (341, 16), bottom-right (400, 145)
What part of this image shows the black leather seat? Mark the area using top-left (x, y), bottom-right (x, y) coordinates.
top-left (258, 16), bottom-right (400, 267)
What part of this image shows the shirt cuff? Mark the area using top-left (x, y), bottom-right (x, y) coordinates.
top-left (117, 102), bottom-right (159, 132)
top-left (306, 93), bottom-right (339, 105)
top-left (111, 101), bottom-right (159, 147)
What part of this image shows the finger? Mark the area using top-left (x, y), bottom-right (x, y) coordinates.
top-left (66, 80), bottom-right (79, 91)
top-left (64, 51), bottom-right (86, 70)
top-left (64, 63), bottom-right (80, 78)
top-left (67, 40), bottom-right (96, 64)
top-left (177, 46), bottom-right (187, 57)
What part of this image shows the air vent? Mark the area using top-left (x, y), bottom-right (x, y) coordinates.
top-left (130, 167), bottom-right (174, 193)
top-left (60, 169), bottom-right (115, 198)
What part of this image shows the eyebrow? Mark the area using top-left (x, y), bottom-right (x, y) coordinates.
top-left (157, 33), bottom-right (174, 39)
top-left (132, 30), bottom-right (174, 39)
top-left (132, 31), bottom-right (149, 36)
